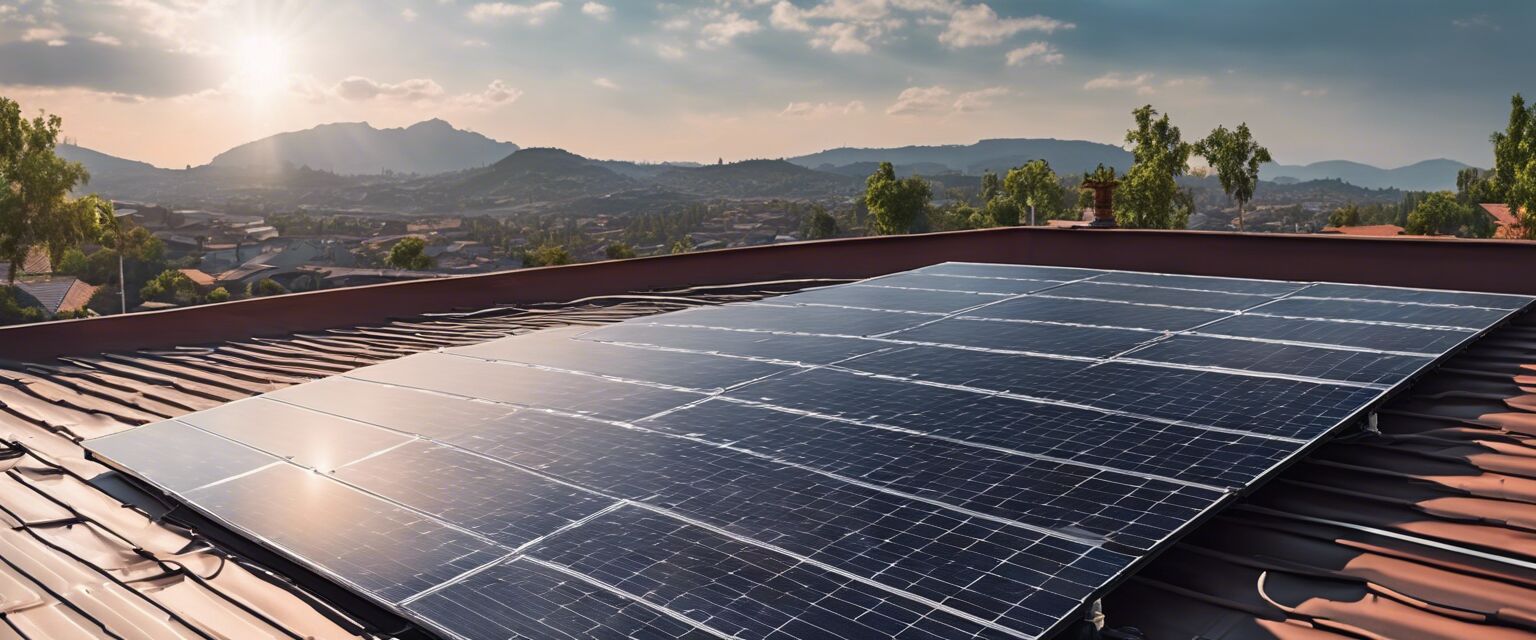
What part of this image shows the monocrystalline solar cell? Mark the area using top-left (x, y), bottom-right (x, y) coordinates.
top-left (768, 283), bottom-right (1009, 314)
top-left (1194, 314), bottom-right (1471, 354)
top-left (1254, 297), bottom-right (1513, 329)
top-left (1125, 335), bottom-right (1434, 386)
top-left (84, 261), bottom-right (1532, 640)
top-left (967, 295), bottom-right (1229, 331)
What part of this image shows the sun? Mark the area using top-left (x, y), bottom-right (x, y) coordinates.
top-left (232, 34), bottom-right (290, 97)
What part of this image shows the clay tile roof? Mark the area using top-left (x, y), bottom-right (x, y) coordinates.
top-left (57, 279), bottom-right (98, 314)
top-left (1481, 203), bottom-right (1520, 227)
top-left (177, 268), bottom-right (216, 287)
top-left (1320, 224), bottom-right (1405, 236)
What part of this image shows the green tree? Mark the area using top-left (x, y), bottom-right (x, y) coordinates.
top-left (864, 162), bottom-right (932, 235)
top-left (385, 236), bottom-right (433, 270)
top-left (525, 244), bottom-right (572, 266)
top-left (1117, 105), bottom-right (1193, 229)
top-left (979, 170), bottom-right (1003, 203)
top-left (800, 205), bottom-right (838, 240)
top-left (604, 242), bottom-right (636, 259)
top-left (1003, 160), bottom-right (1064, 225)
top-left (55, 247), bottom-right (88, 276)
top-left (139, 269), bottom-right (197, 305)
top-left (247, 278), bottom-right (288, 297)
top-left (1192, 122), bottom-right (1272, 232)
top-left (982, 196), bottom-right (1022, 227)
top-left (1490, 94), bottom-right (1532, 201)
top-left (1328, 203), bottom-right (1362, 227)
top-left (670, 236), bottom-right (694, 254)
top-left (0, 286), bottom-right (42, 325)
top-left (0, 97), bottom-right (113, 282)
top-left (207, 286), bottom-right (231, 303)
top-left (1405, 191), bottom-right (1487, 237)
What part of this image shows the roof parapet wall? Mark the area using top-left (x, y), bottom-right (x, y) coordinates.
top-left (7, 227), bottom-right (1536, 362)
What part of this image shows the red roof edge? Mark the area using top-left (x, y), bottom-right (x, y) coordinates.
top-left (4, 227), bottom-right (1536, 362)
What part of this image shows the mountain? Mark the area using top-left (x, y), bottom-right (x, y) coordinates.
top-left (445, 147), bottom-right (636, 202)
top-left (207, 119), bottom-right (518, 175)
top-left (652, 159), bottom-right (859, 198)
top-left (1260, 159), bottom-right (1472, 191)
top-left (789, 138), bottom-right (1134, 176)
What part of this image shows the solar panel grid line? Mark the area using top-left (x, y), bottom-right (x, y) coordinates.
top-left (1092, 282), bottom-right (1318, 362)
top-left (605, 502), bottom-right (1043, 640)
top-left (1241, 311), bottom-right (1483, 332)
top-left (438, 347), bottom-right (788, 395)
top-left (749, 300), bottom-right (949, 317)
top-left (186, 459), bottom-right (286, 493)
top-left (849, 283), bottom-right (1017, 296)
top-left (514, 555), bottom-right (744, 640)
top-left (704, 395), bottom-right (1232, 494)
top-left (396, 549), bottom-right (523, 609)
top-left (1066, 280), bottom-right (1278, 298)
top-left (950, 315), bottom-right (1166, 334)
top-left (1024, 293), bottom-right (1234, 315)
top-left (1180, 330), bottom-right (1438, 358)
top-left (810, 363), bottom-right (1311, 444)
top-left (865, 272), bottom-right (1109, 340)
top-left (1284, 294), bottom-right (1515, 311)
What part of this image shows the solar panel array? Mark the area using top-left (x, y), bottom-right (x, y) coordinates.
top-left (86, 263), bottom-right (1531, 640)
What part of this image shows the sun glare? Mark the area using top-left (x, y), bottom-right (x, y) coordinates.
top-left (233, 34), bottom-right (289, 97)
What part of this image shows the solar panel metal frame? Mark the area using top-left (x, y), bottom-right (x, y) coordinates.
top-left (83, 262), bottom-right (1533, 640)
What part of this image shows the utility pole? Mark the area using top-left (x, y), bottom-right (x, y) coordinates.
top-left (113, 209), bottom-right (135, 314)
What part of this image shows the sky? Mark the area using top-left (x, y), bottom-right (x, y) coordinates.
top-left (0, 0), bottom-right (1532, 170)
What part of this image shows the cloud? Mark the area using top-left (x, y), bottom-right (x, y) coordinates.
top-left (656, 43), bottom-right (686, 59)
top-left (886, 85), bottom-right (950, 115)
top-left (0, 39), bottom-right (223, 97)
top-left (698, 13), bottom-right (760, 48)
top-left (581, 2), bottom-right (611, 20)
top-left (1299, 87), bottom-right (1328, 97)
top-left (88, 33), bottom-right (123, 46)
top-left (455, 79), bottom-right (523, 108)
top-left (780, 100), bottom-right (866, 117)
top-left (811, 22), bottom-right (873, 53)
top-left (466, 1), bottom-right (562, 25)
top-left (1452, 14), bottom-right (1499, 30)
top-left (593, 77), bottom-right (619, 90)
top-left (952, 86), bottom-right (1008, 112)
top-left (1005, 41), bottom-right (1061, 66)
top-left (938, 4), bottom-right (1072, 48)
top-left (334, 76), bottom-right (446, 101)
top-left (23, 25), bottom-right (69, 46)
top-left (1083, 72), bottom-right (1153, 91)
top-left (768, 0), bottom-right (910, 54)
top-left (461, 38), bottom-right (489, 47)
top-left (401, 8), bottom-right (418, 21)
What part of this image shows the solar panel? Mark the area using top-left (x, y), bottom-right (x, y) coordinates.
top-left (85, 262), bottom-right (1531, 640)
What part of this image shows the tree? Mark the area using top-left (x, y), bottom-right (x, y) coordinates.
top-left (800, 205), bottom-right (838, 240)
top-left (1490, 94), bottom-right (1532, 202)
top-left (1328, 203), bottom-right (1362, 227)
top-left (1192, 122), bottom-right (1272, 231)
top-left (1117, 105), bottom-right (1193, 229)
top-left (0, 97), bottom-right (113, 282)
top-left (982, 196), bottom-right (1022, 227)
top-left (670, 236), bottom-right (694, 254)
top-left (207, 287), bottom-right (231, 303)
top-left (604, 242), bottom-right (636, 259)
top-left (385, 236), bottom-right (432, 270)
top-left (864, 162), bottom-right (932, 235)
top-left (55, 247), bottom-right (88, 276)
top-left (1405, 191), bottom-right (1487, 237)
top-left (525, 244), bottom-right (572, 266)
top-left (979, 170), bottom-right (1003, 203)
top-left (1003, 160), bottom-right (1064, 225)
top-left (139, 269), bottom-right (197, 305)
top-left (247, 278), bottom-right (287, 297)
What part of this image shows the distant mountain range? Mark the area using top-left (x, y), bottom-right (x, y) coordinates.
top-left (56, 119), bottom-right (1478, 207)
top-left (208, 119), bottom-right (518, 175)
top-left (1259, 159), bottom-right (1471, 191)
top-left (788, 138), bottom-right (1135, 177)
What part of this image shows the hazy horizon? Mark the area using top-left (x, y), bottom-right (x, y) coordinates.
top-left (3, 0), bottom-right (1532, 169)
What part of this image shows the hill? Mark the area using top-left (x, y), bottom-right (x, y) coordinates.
top-left (789, 138), bottom-right (1134, 176)
top-left (208, 119), bottom-right (518, 175)
top-left (1260, 158), bottom-right (1471, 191)
top-left (652, 159), bottom-right (860, 198)
top-left (443, 148), bottom-right (637, 202)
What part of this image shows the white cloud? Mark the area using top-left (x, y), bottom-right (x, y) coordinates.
top-left (939, 4), bottom-right (1072, 48)
top-left (656, 43), bottom-right (687, 59)
top-left (698, 12), bottom-right (760, 48)
top-left (1300, 87), bottom-right (1328, 97)
top-left (456, 79), bottom-right (523, 108)
top-left (1083, 72), bottom-right (1153, 91)
top-left (401, 8), bottom-right (418, 21)
top-left (780, 100), bottom-right (866, 117)
top-left (1452, 14), bottom-right (1499, 30)
top-left (22, 25), bottom-right (68, 46)
top-left (581, 2), bottom-right (611, 19)
top-left (461, 38), bottom-right (489, 47)
top-left (886, 85), bottom-right (952, 115)
top-left (770, 1), bottom-right (811, 31)
top-left (466, 1), bottom-right (562, 25)
top-left (334, 76), bottom-right (446, 101)
top-left (1005, 41), bottom-right (1061, 66)
top-left (769, 0), bottom-right (910, 54)
top-left (89, 32), bottom-right (123, 46)
top-left (593, 77), bottom-right (619, 90)
top-left (811, 22), bottom-right (871, 53)
top-left (952, 86), bottom-right (1008, 112)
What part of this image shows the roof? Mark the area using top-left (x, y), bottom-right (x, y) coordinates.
top-left (1320, 224), bottom-right (1405, 237)
top-left (213, 263), bottom-right (276, 283)
top-left (177, 268), bottom-right (216, 287)
top-left (1, 228), bottom-right (1536, 639)
top-left (57, 279), bottom-right (98, 314)
top-left (11, 276), bottom-right (85, 315)
top-left (1482, 203), bottom-right (1521, 227)
top-left (0, 246), bottom-right (54, 278)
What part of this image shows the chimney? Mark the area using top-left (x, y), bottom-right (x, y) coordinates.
top-left (1082, 179), bottom-right (1119, 228)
